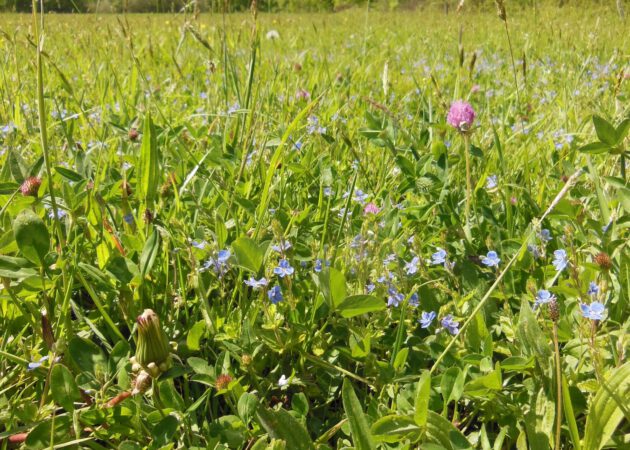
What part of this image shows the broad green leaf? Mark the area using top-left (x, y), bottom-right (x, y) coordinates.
top-left (232, 237), bottom-right (266, 273)
top-left (25, 416), bottom-right (72, 449)
top-left (464, 362), bottom-right (502, 396)
top-left (371, 414), bottom-right (421, 443)
top-left (256, 406), bottom-right (315, 450)
top-left (592, 115), bottom-right (617, 146)
top-left (583, 361), bottom-right (630, 450)
top-left (615, 117), bottom-right (630, 142)
top-left (238, 392), bottom-right (258, 424)
top-left (13, 209), bottom-right (50, 266)
top-left (578, 141), bottom-right (611, 154)
top-left (337, 295), bottom-right (385, 318)
top-left (425, 411), bottom-right (472, 450)
top-left (414, 371), bottom-right (431, 427)
top-left (50, 364), bottom-right (81, 412)
top-left (68, 337), bottom-right (108, 380)
top-left (318, 267), bottom-right (347, 309)
top-left (0, 255), bottom-right (37, 279)
top-left (341, 378), bottom-right (376, 450)
top-left (152, 414), bottom-right (179, 447)
top-left (187, 320), bottom-right (207, 352)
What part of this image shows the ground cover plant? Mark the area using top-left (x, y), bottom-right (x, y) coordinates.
top-left (0, 3), bottom-right (628, 449)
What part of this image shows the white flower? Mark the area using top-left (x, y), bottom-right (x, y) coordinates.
top-left (278, 374), bottom-right (289, 387)
top-left (266, 29), bottom-right (280, 40)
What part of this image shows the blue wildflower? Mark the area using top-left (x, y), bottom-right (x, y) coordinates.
top-left (441, 315), bottom-right (459, 335)
top-left (27, 355), bottom-right (49, 371)
top-left (366, 283), bottom-right (376, 294)
top-left (383, 253), bottom-right (397, 266)
top-left (486, 175), bottom-right (498, 190)
top-left (314, 259), bottom-right (323, 273)
top-left (430, 248), bottom-right (447, 266)
top-left (271, 240), bottom-right (292, 253)
top-left (274, 259), bottom-right (294, 278)
top-left (534, 289), bottom-right (555, 309)
top-left (404, 256), bottom-right (420, 275)
top-left (267, 285), bottom-right (283, 304)
top-left (580, 302), bottom-right (606, 321)
top-left (539, 229), bottom-right (552, 242)
top-left (123, 213), bottom-right (134, 225)
top-left (419, 311), bottom-right (436, 328)
top-left (481, 251), bottom-right (501, 267)
top-left (323, 187), bottom-right (332, 197)
top-left (387, 287), bottom-right (404, 307)
top-left (409, 293), bottom-right (419, 307)
top-left (244, 277), bottom-right (268, 289)
top-left (353, 189), bottom-right (368, 204)
top-left (552, 249), bottom-right (568, 272)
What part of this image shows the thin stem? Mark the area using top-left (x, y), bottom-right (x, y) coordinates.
top-left (552, 322), bottom-right (563, 450)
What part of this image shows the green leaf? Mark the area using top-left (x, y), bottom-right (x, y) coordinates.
top-left (425, 411), bottom-right (472, 450)
top-left (50, 364), bottom-right (81, 412)
top-left (371, 414), bottom-right (421, 443)
top-left (562, 376), bottom-right (581, 450)
top-left (0, 255), bottom-right (37, 279)
top-left (238, 392), bottom-right (259, 424)
top-left (256, 406), bottom-right (315, 450)
top-left (592, 115), bottom-right (617, 146)
top-left (55, 166), bottom-right (84, 182)
top-left (464, 362), bottom-right (502, 396)
top-left (337, 295), bottom-right (385, 318)
top-left (615, 118), bottom-right (630, 142)
top-left (0, 181), bottom-right (19, 195)
top-left (414, 371), bottom-right (431, 427)
top-left (583, 361), bottom-right (630, 450)
top-left (186, 320), bottom-right (207, 352)
top-left (140, 228), bottom-right (160, 278)
top-left (68, 337), bottom-right (108, 379)
top-left (341, 378), bottom-right (376, 450)
top-left (152, 414), bottom-right (179, 447)
top-left (232, 237), bottom-right (266, 273)
top-left (318, 267), bottom-right (347, 309)
top-left (12, 209), bottom-right (50, 266)
top-left (578, 141), bottom-right (611, 154)
top-left (138, 112), bottom-right (160, 207)
top-left (517, 298), bottom-right (552, 372)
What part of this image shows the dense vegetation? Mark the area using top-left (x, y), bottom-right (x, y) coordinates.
top-left (0, 4), bottom-right (628, 449)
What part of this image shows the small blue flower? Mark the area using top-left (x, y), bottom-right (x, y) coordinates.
top-left (430, 248), bottom-right (447, 266)
top-left (534, 289), bottom-right (555, 309)
top-left (486, 175), bottom-right (498, 190)
top-left (47, 208), bottom-right (68, 220)
top-left (244, 277), bottom-right (268, 289)
top-left (539, 229), bottom-right (552, 242)
top-left (481, 251), bottom-right (501, 267)
top-left (267, 285), bottom-right (283, 304)
top-left (409, 293), bottom-right (419, 307)
top-left (274, 259), bottom-right (294, 278)
top-left (314, 259), bottom-right (323, 273)
top-left (123, 213), bottom-right (134, 225)
top-left (587, 281), bottom-right (599, 296)
top-left (271, 240), bottom-right (292, 253)
top-left (419, 311), bottom-right (436, 328)
top-left (552, 249), bottom-right (568, 272)
top-left (323, 187), bottom-right (332, 197)
top-left (217, 250), bottom-right (231, 263)
top-left (580, 302), bottom-right (606, 321)
top-left (353, 189), bottom-right (369, 204)
top-left (366, 283), bottom-right (376, 294)
top-left (191, 239), bottom-right (207, 250)
top-left (27, 355), bottom-right (49, 371)
top-left (441, 315), bottom-right (459, 335)
top-left (527, 244), bottom-right (541, 259)
top-left (387, 287), bottom-right (404, 307)
top-left (404, 256), bottom-right (420, 275)
top-left (383, 253), bottom-right (397, 266)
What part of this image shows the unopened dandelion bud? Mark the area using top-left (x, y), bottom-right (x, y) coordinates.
top-left (135, 309), bottom-right (170, 370)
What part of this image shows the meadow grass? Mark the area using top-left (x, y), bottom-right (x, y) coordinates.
top-left (0, 5), bottom-right (628, 449)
